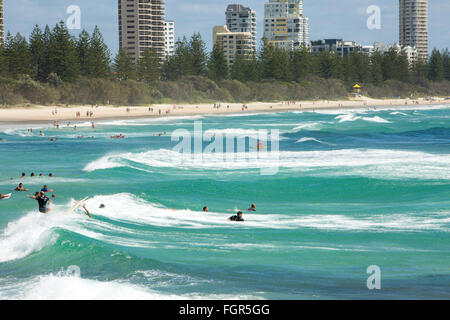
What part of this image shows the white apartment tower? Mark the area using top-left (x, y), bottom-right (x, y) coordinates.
top-left (0, 0), bottom-right (4, 45)
top-left (213, 25), bottom-right (253, 68)
top-left (399, 0), bottom-right (428, 61)
top-left (264, 0), bottom-right (309, 50)
top-left (164, 20), bottom-right (175, 58)
top-left (118, 0), bottom-right (165, 62)
top-left (225, 4), bottom-right (257, 52)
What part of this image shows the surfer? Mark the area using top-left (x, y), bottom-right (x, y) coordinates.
top-left (28, 191), bottom-right (51, 213)
top-left (0, 193), bottom-right (8, 200)
top-left (81, 204), bottom-right (93, 219)
top-left (15, 183), bottom-right (29, 192)
top-left (247, 204), bottom-right (256, 211)
top-left (228, 211), bottom-right (245, 222)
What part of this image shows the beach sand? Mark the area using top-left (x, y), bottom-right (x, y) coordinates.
top-left (0, 96), bottom-right (448, 123)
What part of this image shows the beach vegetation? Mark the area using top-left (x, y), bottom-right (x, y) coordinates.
top-left (0, 22), bottom-right (449, 106)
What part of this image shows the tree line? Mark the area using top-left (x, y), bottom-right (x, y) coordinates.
top-left (0, 22), bottom-right (449, 106)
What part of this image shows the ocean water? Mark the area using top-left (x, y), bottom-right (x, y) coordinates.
top-left (0, 105), bottom-right (449, 300)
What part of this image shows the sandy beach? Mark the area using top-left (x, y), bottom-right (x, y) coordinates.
top-left (0, 96), bottom-right (448, 123)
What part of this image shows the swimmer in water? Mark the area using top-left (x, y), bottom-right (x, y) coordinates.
top-left (256, 140), bottom-right (265, 151)
top-left (228, 211), bottom-right (245, 222)
top-left (247, 204), bottom-right (256, 211)
top-left (15, 183), bottom-right (29, 192)
top-left (203, 206), bottom-right (209, 212)
top-left (28, 191), bottom-right (51, 213)
top-left (99, 204), bottom-right (105, 209)
top-left (20, 173), bottom-right (26, 179)
top-left (0, 193), bottom-right (8, 200)
top-left (41, 185), bottom-right (51, 193)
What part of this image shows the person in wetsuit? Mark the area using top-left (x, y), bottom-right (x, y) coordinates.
top-left (28, 191), bottom-right (51, 213)
top-left (228, 211), bottom-right (244, 222)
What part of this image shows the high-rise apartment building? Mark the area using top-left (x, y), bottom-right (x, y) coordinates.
top-left (213, 25), bottom-right (253, 68)
top-left (0, 0), bottom-right (4, 45)
top-left (118, 0), bottom-right (165, 62)
top-left (164, 20), bottom-right (175, 58)
top-left (226, 4), bottom-right (257, 52)
top-left (399, 0), bottom-right (428, 61)
top-left (264, 0), bottom-right (309, 50)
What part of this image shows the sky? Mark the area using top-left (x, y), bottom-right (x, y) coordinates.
top-left (3, 0), bottom-right (450, 56)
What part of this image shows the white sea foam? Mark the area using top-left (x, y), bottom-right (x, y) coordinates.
top-left (295, 137), bottom-right (335, 146)
top-left (0, 209), bottom-right (68, 262)
top-left (1, 193), bottom-right (448, 266)
top-left (0, 272), bottom-right (261, 300)
top-left (335, 114), bottom-right (391, 123)
top-left (83, 148), bottom-right (450, 180)
top-left (81, 194), bottom-right (450, 232)
top-left (97, 115), bottom-right (205, 127)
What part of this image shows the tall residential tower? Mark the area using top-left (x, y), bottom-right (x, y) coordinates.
top-left (264, 0), bottom-right (309, 50)
top-left (0, 0), bottom-right (4, 45)
top-left (225, 4), bottom-right (257, 52)
top-left (118, 0), bottom-right (165, 62)
top-left (164, 20), bottom-right (175, 58)
top-left (399, 0), bottom-right (428, 60)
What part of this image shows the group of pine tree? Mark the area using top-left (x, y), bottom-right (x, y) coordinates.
top-left (0, 22), bottom-right (449, 105)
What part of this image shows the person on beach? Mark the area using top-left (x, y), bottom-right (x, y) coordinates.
top-left (228, 211), bottom-right (245, 222)
top-left (247, 204), bottom-right (256, 212)
top-left (15, 183), bottom-right (29, 192)
top-left (28, 191), bottom-right (51, 213)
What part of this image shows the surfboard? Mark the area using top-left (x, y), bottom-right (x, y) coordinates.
top-left (2, 193), bottom-right (11, 200)
top-left (67, 196), bottom-right (89, 214)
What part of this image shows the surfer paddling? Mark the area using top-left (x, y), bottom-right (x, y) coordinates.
top-left (28, 191), bottom-right (51, 213)
top-left (0, 193), bottom-right (9, 200)
top-left (228, 211), bottom-right (245, 222)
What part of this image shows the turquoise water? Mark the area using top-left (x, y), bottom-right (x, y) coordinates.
top-left (0, 105), bottom-right (449, 299)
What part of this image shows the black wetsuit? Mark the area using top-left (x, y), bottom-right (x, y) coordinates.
top-left (36, 196), bottom-right (50, 213)
top-left (229, 215), bottom-right (244, 222)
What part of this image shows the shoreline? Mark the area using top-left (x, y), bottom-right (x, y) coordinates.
top-left (0, 96), bottom-right (449, 124)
